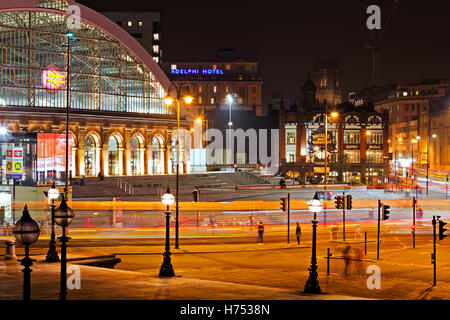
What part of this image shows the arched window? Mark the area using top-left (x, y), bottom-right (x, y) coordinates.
top-left (84, 135), bottom-right (96, 176)
top-left (131, 137), bottom-right (139, 175)
top-left (108, 136), bottom-right (119, 175)
top-left (152, 137), bottom-right (161, 174)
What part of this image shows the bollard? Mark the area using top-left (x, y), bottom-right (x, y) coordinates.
top-left (5, 240), bottom-right (17, 260)
top-left (327, 248), bottom-right (332, 275)
top-left (365, 232), bottom-right (367, 255)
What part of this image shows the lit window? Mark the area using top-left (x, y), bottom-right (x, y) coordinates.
top-left (403, 91), bottom-right (407, 96)
top-left (127, 21), bottom-right (132, 27)
top-left (213, 86), bottom-right (217, 93)
top-left (226, 64), bottom-right (231, 70)
top-left (199, 86), bottom-right (202, 93)
top-left (138, 21), bottom-right (143, 27)
top-left (199, 97), bottom-right (202, 104)
top-left (171, 64), bottom-right (177, 70)
top-left (212, 65), bottom-right (217, 70)
top-left (225, 86), bottom-right (229, 93)
top-left (211, 97), bottom-right (215, 104)
top-left (153, 45), bottom-right (159, 53)
top-left (238, 98), bottom-right (243, 104)
top-left (153, 57), bottom-right (159, 63)
top-left (153, 33), bottom-right (159, 40)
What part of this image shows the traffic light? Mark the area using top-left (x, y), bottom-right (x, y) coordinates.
top-left (382, 204), bottom-right (390, 220)
top-left (192, 190), bottom-right (199, 203)
top-left (439, 219), bottom-right (447, 241)
top-left (334, 196), bottom-right (344, 209)
top-left (346, 195), bottom-right (353, 210)
top-left (280, 196), bottom-right (286, 212)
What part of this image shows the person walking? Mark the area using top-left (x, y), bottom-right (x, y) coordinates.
top-left (295, 222), bottom-right (302, 245)
top-left (343, 245), bottom-right (353, 276)
top-left (257, 222), bottom-right (264, 245)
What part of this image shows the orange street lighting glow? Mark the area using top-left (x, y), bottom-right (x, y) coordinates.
top-left (366, 130), bottom-right (371, 135)
top-left (196, 118), bottom-right (202, 123)
top-left (331, 111), bottom-right (338, 117)
top-left (184, 96), bottom-right (194, 104)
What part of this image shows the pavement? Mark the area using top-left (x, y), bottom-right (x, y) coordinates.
top-left (0, 257), bottom-right (369, 300)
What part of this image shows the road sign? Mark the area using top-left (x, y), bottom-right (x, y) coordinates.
top-left (12, 147), bottom-right (23, 180)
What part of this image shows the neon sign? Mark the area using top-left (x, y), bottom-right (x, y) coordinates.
top-left (42, 65), bottom-right (66, 92)
top-left (170, 68), bottom-right (224, 75)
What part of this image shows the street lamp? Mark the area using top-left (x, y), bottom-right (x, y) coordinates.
top-left (54, 194), bottom-right (74, 300)
top-left (411, 139), bottom-right (418, 192)
top-left (159, 187), bottom-right (175, 277)
top-left (305, 192), bottom-right (322, 294)
top-left (226, 93), bottom-right (237, 170)
top-left (324, 106), bottom-right (338, 190)
top-left (164, 83), bottom-right (193, 249)
top-left (13, 205), bottom-right (40, 300)
top-left (63, 32), bottom-right (78, 198)
top-left (394, 137), bottom-right (403, 192)
top-left (45, 182), bottom-right (60, 262)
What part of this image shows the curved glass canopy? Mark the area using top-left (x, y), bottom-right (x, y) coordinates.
top-left (0, 10), bottom-right (173, 115)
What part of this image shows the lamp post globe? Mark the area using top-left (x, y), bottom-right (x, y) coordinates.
top-left (54, 194), bottom-right (74, 300)
top-left (304, 192), bottom-right (322, 294)
top-left (54, 195), bottom-right (74, 228)
top-left (45, 182), bottom-right (60, 262)
top-left (159, 187), bottom-right (175, 277)
top-left (13, 205), bottom-right (40, 300)
top-left (14, 205), bottom-right (40, 246)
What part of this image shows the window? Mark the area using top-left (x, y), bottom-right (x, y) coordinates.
top-left (226, 64), bottom-right (231, 70)
top-left (252, 97), bottom-right (256, 104)
top-left (116, 21), bottom-right (122, 26)
top-left (153, 45), bottom-right (159, 53)
top-left (286, 151), bottom-right (296, 163)
top-left (287, 131), bottom-right (296, 144)
top-left (127, 21), bottom-right (132, 27)
top-left (406, 116), bottom-right (409, 122)
top-left (213, 86), bottom-right (217, 93)
top-left (153, 33), bottom-right (159, 40)
top-left (171, 64), bottom-right (177, 70)
top-left (251, 87), bottom-right (257, 94)
top-left (211, 97), bottom-right (215, 104)
top-left (198, 97), bottom-right (202, 104)
top-left (403, 91), bottom-right (408, 96)
top-left (198, 85), bottom-right (203, 93)
top-left (411, 103), bottom-right (415, 111)
top-left (212, 64), bottom-right (217, 70)
top-left (153, 57), bottom-right (159, 63)
top-left (344, 150), bottom-right (360, 163)
top-left (238, 98), bottom-right (243, 104)
top-left (405, 104), bottom-right (409, 111)
top-left (138, 21), bottom-right (143, 27)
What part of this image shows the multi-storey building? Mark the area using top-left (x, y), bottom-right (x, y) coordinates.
top-left (279, 77), bottom-right (389, 185)
top-left (350, 79), bottom-right (449, 172)
top-left (161, 49), bottom-right (263, 121)
top-left (101, 11), bottom-right (162, 64)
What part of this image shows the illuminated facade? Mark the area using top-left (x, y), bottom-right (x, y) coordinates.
top-left (0, 0), bottom-right (191, 183)
top-left (279, 77), bottom-right (389, 185)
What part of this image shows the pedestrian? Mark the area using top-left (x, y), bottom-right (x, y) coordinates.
top-left (295, 222), bottom-right (302, 245)
top-left (354, 248), bottom-right (365, 276)
top-left (257, 221), bottom-right (264, 245)
top-left (342, 245), bottom-right (353, 276)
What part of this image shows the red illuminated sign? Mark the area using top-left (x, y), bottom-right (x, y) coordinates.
top-left (42, 65), bottom-right (66, 92)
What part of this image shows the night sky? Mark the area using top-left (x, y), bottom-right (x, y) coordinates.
top-left (80, 0), bottom-right (450, 108)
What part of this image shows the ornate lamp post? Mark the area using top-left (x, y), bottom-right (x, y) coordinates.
top-left (159, 187), bottom-right (175, 277)
top-left (54, 195), bottom-right (74, 300)
top-left (45, 182), bottom-right (60, 262)
top-left (304, 191), bottom-right (322, 294)
top-left (13, 205), bottom-right (40, 300)
top-left (164, 84), bottom-right (193, 249)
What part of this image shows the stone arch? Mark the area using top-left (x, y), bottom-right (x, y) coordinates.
top-left (150, 133), bottom-right (165, 174)
top-left (130, 132), bottom-right (146, 175)
top-left (83, 130), bottom-right (101, 176)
